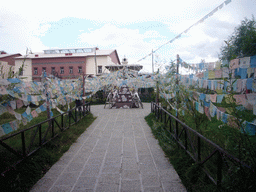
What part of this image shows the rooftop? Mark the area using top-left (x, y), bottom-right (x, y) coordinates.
top-left (15, 49), bottom-right (117, 59)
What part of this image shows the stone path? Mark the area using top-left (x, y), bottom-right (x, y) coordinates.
top-left (30, 103), bottom-right (186, 192)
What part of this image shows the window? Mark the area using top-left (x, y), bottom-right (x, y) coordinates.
top-left (98, 66), bottom-right (102, 74)
top-left (78, 66), bottom-right (82, 73)
top-left (51, 67), bottom-right (55, 74)
top-left (42, 67), bottom-right (46, 76)
top-left (60, 67), bottom-right (64, 74)
top-left (34, 68), bottom-right (38, 75)
top-left (69, 67), bottom-right (73, 74)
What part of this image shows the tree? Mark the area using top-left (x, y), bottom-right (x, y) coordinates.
top-left (220, 16), bottom-right (256, 61)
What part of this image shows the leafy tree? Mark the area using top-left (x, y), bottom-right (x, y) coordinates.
top-left (220, 16), bottom-right (256, 61)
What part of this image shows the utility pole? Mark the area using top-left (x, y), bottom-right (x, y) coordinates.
top-left (152, 49), bottom-right (154, 74)
top-left (82, 72), bottom-right (85, 114)
top-left (95, 47), bottom-right (97, 76)
top-left (155, 68), bottom-right (159, 105)
top-left (176, 54), bottom-right (179, 118)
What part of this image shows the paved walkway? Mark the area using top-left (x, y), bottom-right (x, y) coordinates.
top-left (31, 103), bottom-right (186, 192)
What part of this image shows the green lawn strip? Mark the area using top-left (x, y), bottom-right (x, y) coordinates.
top-left (0, 112), bottom-right (96, 192)
top-left (145, 113), bottom-right (217, 192)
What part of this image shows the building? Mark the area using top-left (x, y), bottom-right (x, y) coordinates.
top-left (14, 47), bottom-right (121, 81)
top-left (0, 51), bottom-right (22, 79)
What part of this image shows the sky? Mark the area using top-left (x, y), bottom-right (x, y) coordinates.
top-left (0, 0), bottom-right (256, 73)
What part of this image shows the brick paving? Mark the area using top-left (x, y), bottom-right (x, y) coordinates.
top-left (30, 103), bottom-right (186, 192)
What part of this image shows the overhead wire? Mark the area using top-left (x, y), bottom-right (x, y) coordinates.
top-left (137, 0), bottom-right (233, 63)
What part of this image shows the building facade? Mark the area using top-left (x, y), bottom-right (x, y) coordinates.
top-left (15, 48), bottom-right (121, 81)
top-left (0, 51), bottom-right (22, 79)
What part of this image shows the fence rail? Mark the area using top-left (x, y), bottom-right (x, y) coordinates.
top-left (0, 102), bottom-right (90, 176)
top-left (151, 102), bottom-right (252, 188)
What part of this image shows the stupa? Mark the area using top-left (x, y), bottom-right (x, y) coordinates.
top-left (104, 57), bottom-right (143, 109)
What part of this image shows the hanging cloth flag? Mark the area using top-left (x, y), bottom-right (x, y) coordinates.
top-left (244, 122), bottom-right (256, 136)
top-left (0, 86), bottom-right (8, 95)
top-left (222, 112), bottom-right (228, 123)
top-left (240, 57), bottom-right (250, 68)
top-left (22, 117), bottom-right (27, 126)
top-left (10, 120), bottom-right (18, 131)
top-left (232, 80), bottom-right (237, 92)
top-left (198, 103), bottom-right (204, 114)
top-left (195, 101), bottom-right (199, 111)
top-left (229, 58), bottom-right (240, 69)
top-left (210, 94), bottom-right (217, 103)
top-left (246, 93), bottom-right (256, 105)
top-left (204, 106), bottom-right (211, 120)
top-left (208, 71), bottom-right (215, 79)
top-left (233, 94), bottom-right (246, 105)
top-left (0, 79), bottom-right (11, 86)
top-left (246, 78), bottom-right (253, 90)
top-left (236, 79), bottom-right (242, 92)
top-left (6, 105), bottom-right (15, 115)
top-left (250, 55), bottom-right (256, 68)
top-left (222, 68), bottom-right (229, 78)
top-left (215, 70), bottom-right (222, 78)
top-left (0, 105), bottom-right (8, 115)
top-left (10, 100), bottom-right (16, 110)
top-left (217, 95), bottom-right (224, 103)
top-left (199, 93), bottom-right (206, 101)
top-left (7, 78), bottom-right (21, 84)
top-left (240, 68), bottom-right (248, 79)
top-left (35, 107), bottom-right (41, 114)
top-left (39, 104), bottom-right (47, 112)
top-left (253, 79), bottom-right (256, 92)
top-left (0, 126), bottom-right (5, 137)
top-left (205, 94), bottom-right (211, 102)
top-left (215, 61), bottom-right (222, 70)
top-left (31, 110), bottom-right (38, 118)
top-left (16, 99), bottom-right (24, 109)
top-left (2, 123), bottom-right (13, 134)
top-left (25, 106), bottom-right (31, 115)
top-left (14, 112), bottom-right (22, 120)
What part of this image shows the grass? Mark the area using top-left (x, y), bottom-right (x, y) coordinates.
top-left (0, 112), bottom-right (96, 192)
top-left (147, 105), bottom-right (256, 191)
top-left (145, 113), bottom-right (218, 192)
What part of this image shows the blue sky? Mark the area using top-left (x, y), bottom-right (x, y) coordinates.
top-left (1, 0), bottom-right (256, 72)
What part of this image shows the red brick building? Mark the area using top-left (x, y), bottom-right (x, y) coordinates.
top-left (15, 48), bottom-right (121, 81)
top-left (0, 51), bottom-right (21, 66)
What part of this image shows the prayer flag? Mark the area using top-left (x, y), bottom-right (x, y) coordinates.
top-left (31, 110), bottom-right (38, 118)
top-left (250, 55), bottom-right (256, 68)
top-left (2, 123), bottom-right (13, 134)
top-left (0, 126), bottom-right (5, 137)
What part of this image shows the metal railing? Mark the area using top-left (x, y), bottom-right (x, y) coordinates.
top-left (0, 102), bottom-right (90, 176)
top-left (151, 102), bottom-right (252, 188)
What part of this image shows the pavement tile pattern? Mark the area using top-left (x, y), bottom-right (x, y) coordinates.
top-left (30, 103), bottom-right (186, 192)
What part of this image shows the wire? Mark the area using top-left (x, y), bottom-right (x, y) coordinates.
top-left (137, 0), bottom-right (232, 63)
